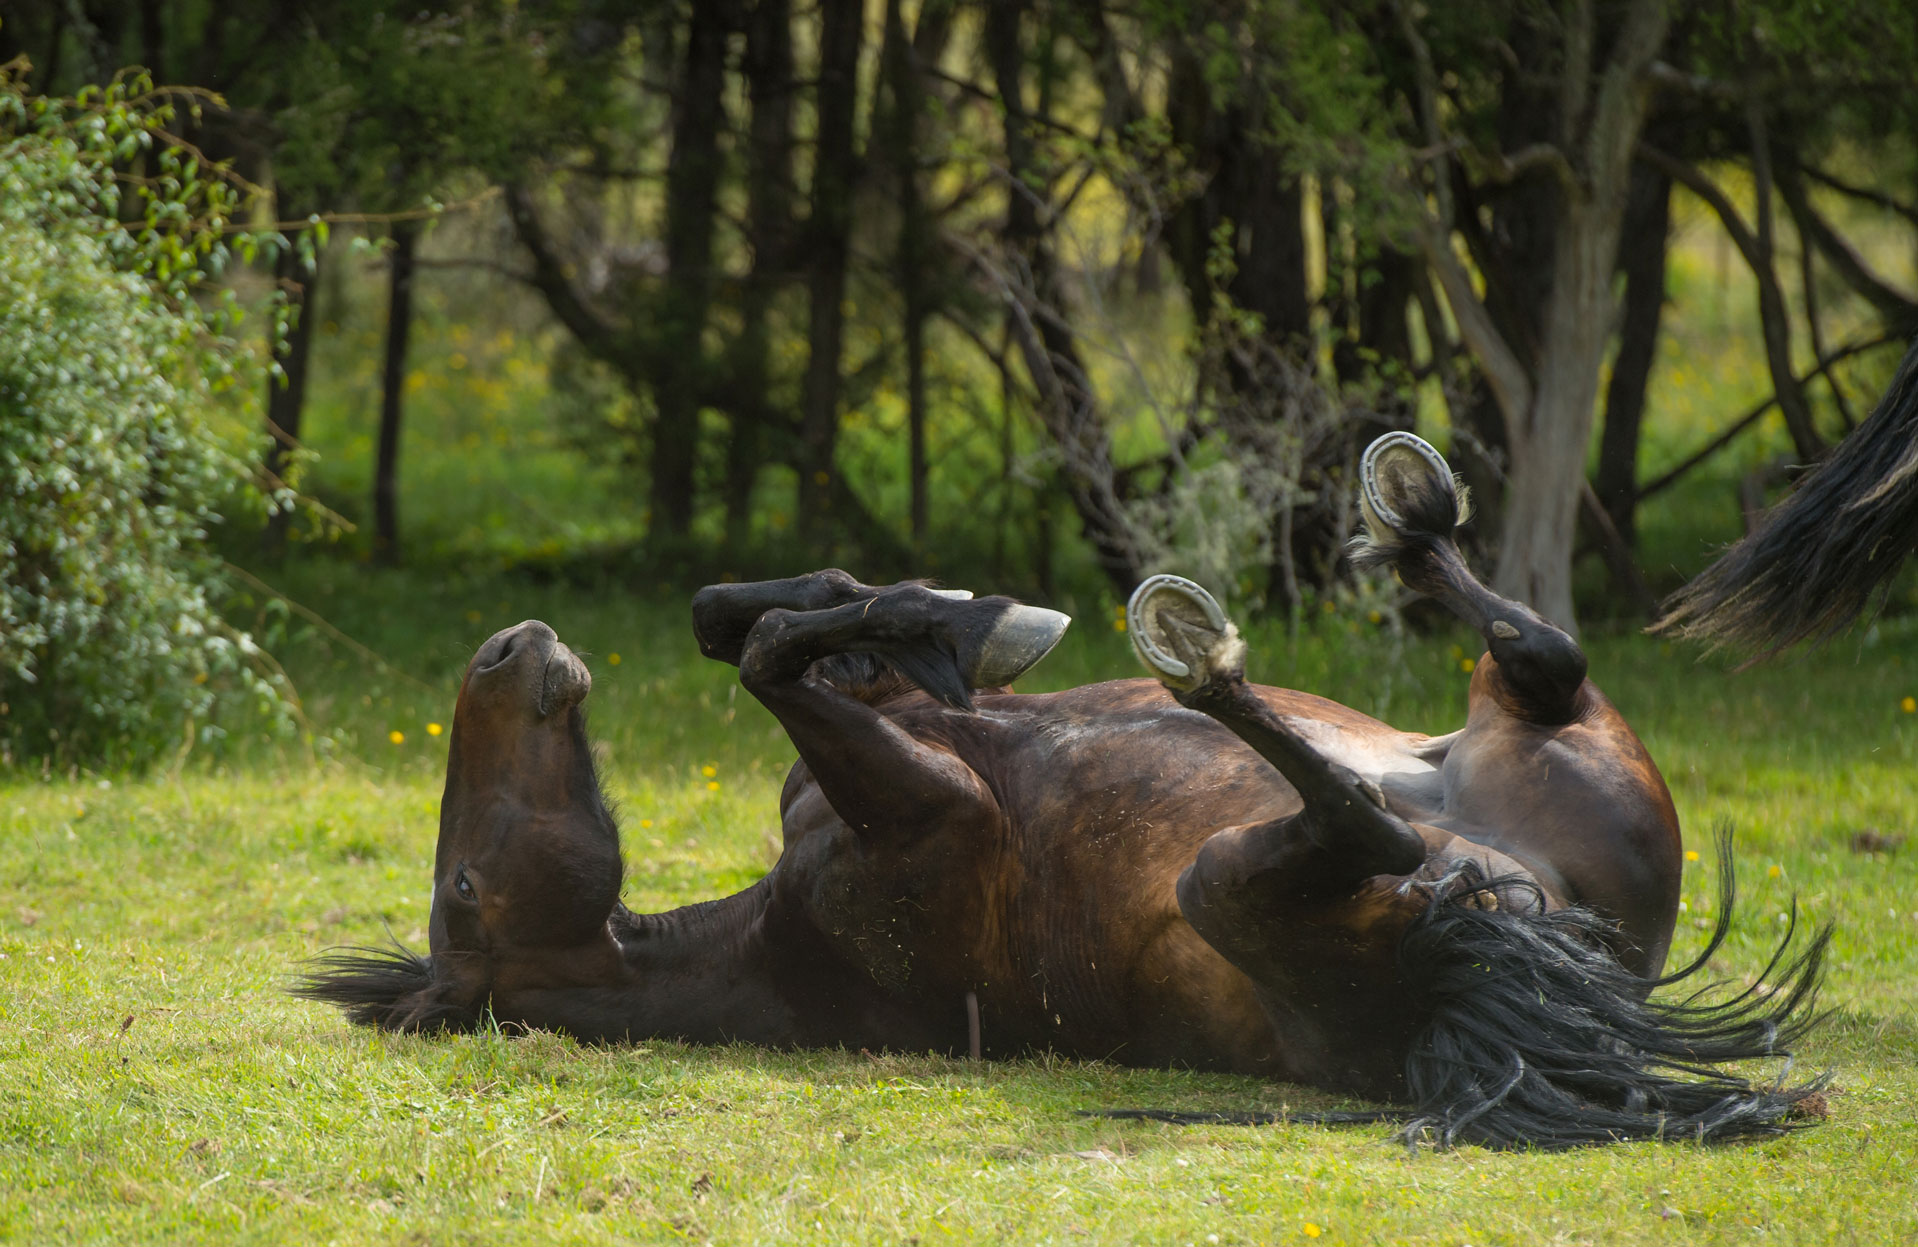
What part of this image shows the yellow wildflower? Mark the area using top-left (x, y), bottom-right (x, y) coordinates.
top-left (706, 781), bottom-right (720, 792)
top-left (426, 723), bottom-right (443, 737)
top-left (1460, 657), bottom-right (1476, 674)
top-left (609, 653), bottom-right (622, 666)
top-left (1684, 849), bottom-right (1700, 862)
top-left (702, 764), bottom-right (717, 778)
top-left (389, 730), bottom-right (405, 745)
top-left (1902, 696), bottom-right (1915, 714)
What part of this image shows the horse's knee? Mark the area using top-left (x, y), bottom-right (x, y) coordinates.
top-left (737, 608), bottom-right (809, 694)
top-left (691, 586), bottom-right (745, 662)
top-left (1177, 824), bottom-right (1309, 941)
top-left (694, 570), bottom-right (867, 665)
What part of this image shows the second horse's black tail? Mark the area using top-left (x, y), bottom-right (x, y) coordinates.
top-left (1656, 336), bottom-right (1918, 659)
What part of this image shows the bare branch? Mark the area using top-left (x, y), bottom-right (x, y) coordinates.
top-left (1777, 160), bottom-right (1918, 331)
top-left (1636, 335), bottom-right (1897, 503)
top-left (1481, 142), bottom-right (1577, 189)
top-left (1414, 217), bottom-right (1534, 437)
top-left (1800, 164), bottom-right (1918, 231)
top-left (409, 257), bottom-right (532, 281)
top-left (1645, 60), bottom-right (1737, 101)
top-left (501, 183), bottom-right (639, 382)
top-left (1639, 142), bottom-right (1824, 458)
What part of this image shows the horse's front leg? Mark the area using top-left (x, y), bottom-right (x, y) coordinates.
top-left (736, 581), bottom-right (1069, 841)
top-left (690, 569), bottom-right (972, 666)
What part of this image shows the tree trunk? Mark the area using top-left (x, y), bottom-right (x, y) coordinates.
top-left (726, 0), bottom-right (795, 556)
top-left (1481, 0), bottom-right (1671, 633)
top-left (1596, 163), bottom-right (1670, 548)
top-left (1494, 199), bottom-right (1617, 627)
top-left (374, 221), bottom-right (418, 567)
top-left (797, 0), bottom-right (865, 545)
top-left (263, 231), bottom-right (321, 557)
top-left (1162, 38), bottom-right (1309, 347)
top-left (652, 0), bottom-right (729, 545)
top-left (884, 0), bottom-right (944, 554)
top-left (986, 0), bottom-right (1140, 595)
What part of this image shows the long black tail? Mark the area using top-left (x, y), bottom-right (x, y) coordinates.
top-left (1655, 337), bottom-right (1918, 659)
top-left (1090, 830), bottom-right (1830, 1150)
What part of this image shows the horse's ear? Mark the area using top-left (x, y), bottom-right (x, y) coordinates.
top-left (292, 944), bottom-right (486, 1032)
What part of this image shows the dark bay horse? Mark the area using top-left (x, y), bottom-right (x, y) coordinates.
top-left (301, 435), bottom-right (1827, 1149)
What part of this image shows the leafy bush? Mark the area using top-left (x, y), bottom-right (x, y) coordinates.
top-left (0, 67), bottom-right (294, 770)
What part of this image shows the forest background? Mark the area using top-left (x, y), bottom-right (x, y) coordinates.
top-left (13, 0), bottom-right (1918, 655)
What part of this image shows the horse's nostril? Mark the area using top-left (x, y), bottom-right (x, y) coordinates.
top-left (478, 627), bottom-right (530, 672)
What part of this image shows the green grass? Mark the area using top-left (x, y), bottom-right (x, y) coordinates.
top-left (5, 567), bottom-right (1918, 1244)
top-left (12, 182), bottom-right (1918, 1243)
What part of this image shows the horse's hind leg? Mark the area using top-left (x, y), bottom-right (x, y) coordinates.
top-left (1126, 575), bottom-right (1427, 896)
top-left (1349, 433), bottom-right (1588, 724)
top-left (1127, 576), bottom-right (1436, 1093)
top-left (691, 570), bottom-right (973, 666)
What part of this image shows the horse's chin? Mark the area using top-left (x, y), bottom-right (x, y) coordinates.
top-left (538, 647), bottom-right (592, 718)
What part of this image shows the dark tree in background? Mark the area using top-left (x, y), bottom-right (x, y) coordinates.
top-left (11, 0), bottom-right (1918, 619)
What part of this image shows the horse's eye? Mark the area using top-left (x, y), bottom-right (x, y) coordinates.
top-left (454, 868), bottom-right (476, 903)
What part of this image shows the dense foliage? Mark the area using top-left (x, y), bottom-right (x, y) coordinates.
top-left (3, 1), bottom-right (1915, 630)
top-left (0, 67), bottom-right (292, 770)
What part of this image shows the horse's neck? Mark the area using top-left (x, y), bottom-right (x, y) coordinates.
top-left (609, 880), bottom-right (799, 1044)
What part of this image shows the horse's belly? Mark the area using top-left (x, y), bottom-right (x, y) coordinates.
top-left (769, 783), bottom-right (1284, 1071)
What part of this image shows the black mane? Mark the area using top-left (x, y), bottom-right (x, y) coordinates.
top-left (291, 941), bottom-right (484, 1032)
top-left (1393, 830), bottom-right (1828, 1148)
top-left (1094, 828), bottom-right (1830, 1150)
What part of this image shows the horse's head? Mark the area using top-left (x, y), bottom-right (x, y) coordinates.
top-left (299, 620), bottom-right (626, 1031)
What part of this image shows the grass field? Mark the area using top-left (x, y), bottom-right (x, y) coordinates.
top-left (8, 199), bottom-right (1918, 1242)
top-left (5, 561), bottom-right (1918, 1244)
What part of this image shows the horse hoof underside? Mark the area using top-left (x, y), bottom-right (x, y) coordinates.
top-left (1126, 574), bottom-right (1245, 693)
top-left (1357, 431), bottom-right (1469, 546)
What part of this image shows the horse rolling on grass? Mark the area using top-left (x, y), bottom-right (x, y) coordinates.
top-left (1656, 336), bottom-right (1918, 658)
top-left (299, 434), bottom-right (1830, 1150)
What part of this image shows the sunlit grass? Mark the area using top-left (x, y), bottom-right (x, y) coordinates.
top-left (15, 166), bottom-right (1918, 1244)
top-left (5, 568), bottom-right (1918, 1243)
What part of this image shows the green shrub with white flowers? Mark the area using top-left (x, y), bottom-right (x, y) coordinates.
top-left (0, 66), bottom-right (298, 770)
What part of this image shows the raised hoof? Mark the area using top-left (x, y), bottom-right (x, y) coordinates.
top-left (966, 604), bottom-right (1071, 688)
top-left (1358, 431), bottom-right (1463, 543)
top-left (1127, 575), bottom-right (1245, 693)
